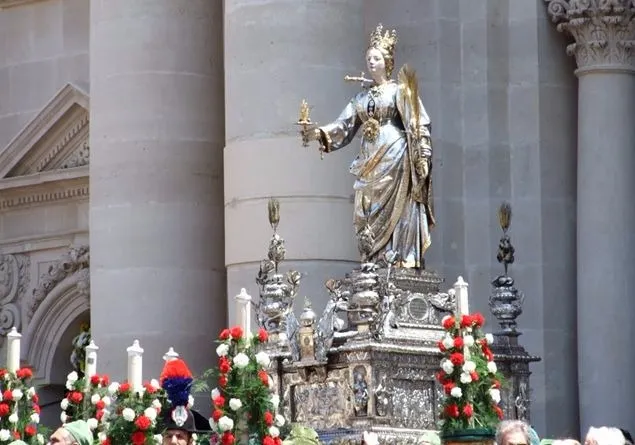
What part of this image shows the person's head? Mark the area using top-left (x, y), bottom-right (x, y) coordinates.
top-left (366, 24), bottom-right (397, 81)
top-left (162, 429), bottom-right (191, 445)
top-left (585, 426), bottom-right (626, 445)
top-left (50, 421), bottom-right (92, 445)
top-left (496, 420), bottom-right (531, 445)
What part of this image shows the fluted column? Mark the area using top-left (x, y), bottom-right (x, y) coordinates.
top-left (546, 0), bottom-right (635, 433)
top-left (223, 0), bottom-right (364, 316)
top-left (89, 1), bottom-right (225, 377)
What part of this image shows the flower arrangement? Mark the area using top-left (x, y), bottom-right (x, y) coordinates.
top-left (436, 313), bottom-right (504, 436)
top-left (0, 367), bottom-right (44, 445)
top-left (60, 371), bottom-right (112, 438)
top-left (101, 380), bottom-right (166, 445)
top-left (208, 326), bottom-right (285, 445)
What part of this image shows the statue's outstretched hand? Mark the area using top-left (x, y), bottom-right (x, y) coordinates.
top-left (300, 126), bottom-right (320, 146)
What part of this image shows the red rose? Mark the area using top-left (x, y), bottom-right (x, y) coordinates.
top-left (453, 337), bottom-right (464, 349)
top-left (131, 431), bottom-right (146, 445)
top-left (460, 315), bottom-right (473, 328)
top-left (263, 411), bottom-right (274, 426)
top-left (219, 329), bottom-right (231, 340)
top-left (444, 404), bottom-right (460, 418)
top-left (258, 370), bottom-right (269, 386)
top-left (213, 395), bottom-right (225, 407)
top-left (96, 400), bottom-right (106, 410)
top-left (96, 410), bottom-right (104, 421)
top-left (442, 316), bottom-right (455, 330)
top-left (25, 426), bottom-right (36, 437)
top-left (494, 405), bottom-right (504, 419)
top-left (449, 352), bottom-right (464, 366)
top-left (262, 436), bottom-right (275, 445)
top-left (16, 368), bottom-right (33, 379)
top-left (469, 371), bottom-right (479, 381)
top-left (462, 403), bottom-right (473, 417)
top-left (258, 328), bottom-right (269, 343)
top-left (472, 313), bottom-right (485, 327)
top-left (219, 357), bottom-right (231, 374)
top-left (212, 409), bottom-right (223, 422)
top-left (12, 431), bottom-right (20, 440)
top-left (91, 375), bottom-right (101, 386)
top-left (32, 404), bottom-right (41, 414)
top-left (219, 375), bottom-right (228, 387)
top-left (0, 403), bottom-right (10, 416)
top-left (221, 432), bottom-right (235, 445)
top-left (119, 382), bottom-right (131, 393)
top-left (2, 390), bottom-right (12, 401)
top-left (437, 341), bottom-right (446, 352)
top-left (442, 382), bottom-right (455, 395)
top-left (135, 415), bottom-right (152, 431)
top-left (32, 394), bottom-right (39, 404)
top-left (230, 326), bottom-right (243, 340)
top-left (69, 391), bottom-right (83, 404)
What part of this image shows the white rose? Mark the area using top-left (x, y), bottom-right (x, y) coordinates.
top-left (229, 398), bottom-right (242, 411)
top-left (30, 413), bottom-right (40, 424)
top-left (275, 414), bottom-right (285, 427)
top-left (211, 388), bottom-right (220, 400)
top-left (27, 387), bottom-right (36, 398)
top-left (460, 372), bottom-right (472, 384)
top-left (487, 361), bottom-right (497, 374)
top-left (218, 416), bottom-right (234, 432)
top-left (108, 382), bottom-right (119, 395)
top-left (102, 396), bottom-right (112, 407)
top-left (144, 407), bottom-right (157, 421)
top-left (255, 351), bottom-right (271, 368)
top-left (490, 388), bottom-right (501, 404)
top-left (60, 398), bottom-right (69, 410)
top-left (188, 395), bottom-right (195, 408)
top-left (67, 371), bottom-right (79, 383)
top-left (150, 379), bottom-right (160, 390)
top-left (441, 359), bottom-right (454, 374)
top-left (485, 333), bottom-right (495, 345)
top-left (37, 434), bottom-right (45, 444)
top-left (233, 352), bottom-right (249, 369)
top-left (11, 389), bottom-right (22, 401)
top-left (462, 361), bottom-right (476, 373)
top-left (154, 435), bottom-right (163, 445)
top-left (270, 394), bottom-right (280, 410)
top-left (450, 387), bottom-right (463, 398)
top-left (0, 430), bottom-right (11, 441)
top-left (98, 433), bottom-right (107, 443)
top-left (442, 335), bottom-right (454, 349)
top-left (152, 399), bottom-right (162, 410)
top-left (60, 412), bottom-right (68, 424)
top-left (8, 413), bottom-right (18, 424)
top-left (216, 344), bottom-right (230, 357)
top-left (269, 426), bottom-right (280, 438)
top-left (91, 393), bottom-right (101, 404)
top-left (87, 418), bottom-right (98, 430)
top-left (122, 408), bottom-right (136, 422)
top-left (463, 335), bottom-right (475, 347)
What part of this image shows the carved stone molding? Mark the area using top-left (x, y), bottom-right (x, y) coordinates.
top-left (0, 182), bottom-right (88, 210)
top-left (0, 254), bottom-right (30, 342)
top-left (0, 0), bottom-right (47, 9)
top-left (545, 0), bottom-right (635, 72)
top-left (29, 245), bottom-right (89, 322)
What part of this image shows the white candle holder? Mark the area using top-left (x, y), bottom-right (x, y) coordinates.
top-left (163, 347), bottom-right (179, 362)
top-left (6, 327), bottom-right (21, 373)
top-left (85, 340), bottom-right (99, 386)
top-left (454, 276), bottom-right (469, 316)
top-left (126, 340), bottom-right (144, 392)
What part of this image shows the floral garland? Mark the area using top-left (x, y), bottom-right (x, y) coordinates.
top-left (209, 326), bottom-right (285, 445)
top-left (0, 368), bottom-right (44, 445)
top-left (101, 380), bottom-right (167, 445)
top-left (437, 312), bottom-right (504, 435)
top-left (60, 371), bottom-right (111, 438)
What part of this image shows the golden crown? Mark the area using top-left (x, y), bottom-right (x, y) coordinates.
top-left (368, 23), bottom-right (398, 56)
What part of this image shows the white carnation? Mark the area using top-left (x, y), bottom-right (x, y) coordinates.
top-left (0, 430), bottom-right (10, 441)
top-left (108, 382), bottom-right (119, 395)
top-left (208, 418), bottom-right (217, 431)
top-left (462, 361), bottom-right (476, 373)
top-left (460, 372), bottom-right (472, 384)
top-left (60, 412), bottom-right (68, 424)
top-left (60, 398), bottom-right (69, 410)
top-left (154, 435), bottom-right (163, 445)
top-left (233, 352), bottom-right (249, 369)
top-left (363, 432), bottom-right (379, 445)
top-left (218, 416), bottom-right (234, 432)
top-left (229, 398), bottom-right (242, 411)
top-left (152, 399), bottom-right (162, 410)
top-left (490, 388), bottom-right (501, 403)
top-left (216, 344), bottom-right (229, 357)
top-left (11, 389), bottom-right (22, 401)
top-left (485, 333), bottom-right (495, 345)
top-left (36, 434), bottom-right (45, 445)
top-left (122, 407), bottom-right (136, 422)
top-left (98, 433), bottom-right (107, 443)
top-left (188, 395), bottom-right (194, 408)
top-left (87, 418), bottom-right (98, 430)
top-left (27, 387), bottom-right (36, 398)
top-left (67, 371), bottom-right (79, 383)
top-left (150, 379), bottom-right (160, 390)
top-left (275, 414), bottom-right (285, 427)
top-left (487, 361), bottom-right (498, 374)
top-left (270, 394), bottom-right (280, 410)
top-left (211, 388), bottom-right (220, 400)
top-left (102, 396), bottom-right (112, 407)
top-left (442, 335), bottom-right (454, 349)
top-left (255, 351), bottom-right (271, 368)
top-left (65, 381), bottom-right (74, 391)
top-left (450, 387), bottom-right (463, 398)
top-left (144, 407), bottom-right (157, 421)
top-left (8, 413), bottom-right (18, 424)
top-left (441, 359), bottom-right (454, 374)
top-left (463, 335), bottom-right (475, 347)
top-left (91, 393), bottom-right (101, 404)
top-left (30, 413), bottom-right (40, 424)
top-left (269, 426), bottom-right (280, 438)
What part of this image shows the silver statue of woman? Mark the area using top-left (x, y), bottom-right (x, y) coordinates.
top-left (301, 24), bottom-right (435, 269)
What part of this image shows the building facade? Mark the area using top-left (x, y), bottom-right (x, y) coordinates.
top-left (0, 0), bottom-right (632, 438)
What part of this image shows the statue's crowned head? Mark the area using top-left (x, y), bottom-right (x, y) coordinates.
top-left (368, 23), bottom-right (398, 77)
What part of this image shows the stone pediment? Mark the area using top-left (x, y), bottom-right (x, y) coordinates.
top-left (0, 83), bottom-right (89, 179)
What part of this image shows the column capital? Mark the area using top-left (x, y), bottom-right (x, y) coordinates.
top-left (545, 0), bottom-right (635, 73)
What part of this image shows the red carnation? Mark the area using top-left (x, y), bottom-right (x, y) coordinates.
top-left (263, 411), bottom-right (274, 426)
top-left (263, 436), bottom-right (275, 445)
top-left (219, 329), bottom-right (231, 340)
top-left (219, 375), bottom-right (228, 387)
top-left (16, 368), bottom-right (33, 379)
top-left (32, 393), bottom-right (39, 404)
top-left (0, 370), bottom-right (6, 379)
top-left (460, 314), bottom-right (473, 328)
top-left (494, 405), bottom-right (504, 419)
top-left (258, 328), bottom-right (269, 343)
top-left (258, 370), bottom-right (269, 386)
top-left (437, 340), bottom-right (446, 352)
top-left (462, 403), bottom-right (473, 417)
top-left (95, 400), bottom-right (106, 410)
top-left (230, 326), bottom-right (243, 340)
top-left (435, 370), bottom-right (446, 383)
top-left (212, 409), bottom-right (223, 422)
top-left (221, 432), bottom-right (235, 445)
top-left (442, 316), bottom-right (455, 330)
top-left (91, 375), bottom-right (101, 386)
top-left (219, 357), bottom-right (231, 374)
top-left (101, 438), bottom-right (111, 445)
top-left (69, 391), bottom-right (83, 404)
top-left (25, 426), bottom-right (36, 437)
top-left (442, 382), bottom-right (455, 395)
top-left (449, 352), bottom-right (464, 366)
top-left (483, 347), bottom-right (494, 362)
top-left (32, 404), bottom-right (41, 414)
top-left (144, 383), bottom-right (157, 394)
top-left (119, 382), bottom-right (131, 393)
top-left (453, 337), bottom-right (464, 349)
top-left (101, 375), bottom-right (110, 386)
top-left (135, 415), bottom-right (152, 431)
top-left (0, 403), bottom-right (10, 416)
top-left (213, 395), bottom-right (225, 407)
top-left (472, 312), bottom-right (485, 327)
top-left (444, 404), bottom-right (460, 418)
top-left (131, 431), bottom-right (146, 445)
top-left (274, 438), bottom-right (282, 445)
top-left (12, 431), bottom-right (20, 440)
top-left (469, 371), bottom-right (479, 381)
top-left (96, 409), bottom-right (104, 421)
top-left (2, 390), bottom-right (12, 401)
top-left (492, 379), bottom-right (501, 389)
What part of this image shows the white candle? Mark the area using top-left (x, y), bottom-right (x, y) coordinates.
top-left (235, 288), bottom-right (252, 334)
top-left (6, 327), bottom-right (21, 373)
top-left (84, 340), bottom-right (99, 384)
top-left (126, 340), bottom-right (144, 392)
top-left (163, 347), bottom-right (179, 362)
top-left (453, 276), bottom-right (470, 359)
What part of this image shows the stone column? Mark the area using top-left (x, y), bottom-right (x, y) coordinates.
top-left (89, 1), bottom-right (225, 377)
top-left (223, 0), bottom-right (365, 317)
top-left (546, 0), bottom-right (635, 433)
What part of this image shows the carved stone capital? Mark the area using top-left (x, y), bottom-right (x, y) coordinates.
top-left (545, 0), bottom-right (635, 72)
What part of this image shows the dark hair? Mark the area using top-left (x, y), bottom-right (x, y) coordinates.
top-left (620, 429), bottom-right (633, 444)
